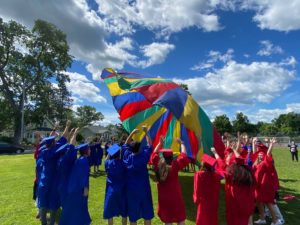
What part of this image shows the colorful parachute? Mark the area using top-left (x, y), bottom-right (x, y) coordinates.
top-left (101, 68), bottom-right (224, 164)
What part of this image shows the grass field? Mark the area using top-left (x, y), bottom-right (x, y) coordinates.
top-left (0, 148), bottom-right (299, 225)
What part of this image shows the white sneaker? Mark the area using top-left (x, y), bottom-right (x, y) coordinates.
top-left (279, 219), bottom-right (285, 224)
top-left (271, 219), bottom-right (283, 225)
top-left (254, 219), bottom-right (267, 224)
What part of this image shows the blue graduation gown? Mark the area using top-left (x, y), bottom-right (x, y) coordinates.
top-left (59, 156), bottom-right (91, 225)
top-left (95, 143), bottom-right (103, 166)
top-left (103, 158), bottom-right (127, 219)
top-left (89, 144), bottom-right (96, 166)
top-left (122, 144), bottom-right (154, 222)
top-left (38, 137), bottom-right (67, 210)
top-left (57, 144), bottom-right (77, 207)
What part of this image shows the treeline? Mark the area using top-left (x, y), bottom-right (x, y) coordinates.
top-left (213, 112), bottom-right (300, 136)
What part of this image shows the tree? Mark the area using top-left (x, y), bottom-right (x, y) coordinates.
top-left (179, 83), bottom-right (191, 95)
top-left (0, 97), bottom-right (14, 132)
top-left (76, 106), bottom-right (104, 127)
top-left (0, 18), bottom-right (72, 144)
top-left (232, 112), bottom-right (251, 133)
top-left (213, 114), bottom-right (233, 135)
top-left (272, 112), bottom-right (300, 136)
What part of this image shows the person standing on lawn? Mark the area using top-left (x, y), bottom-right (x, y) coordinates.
top-left (59, 143), bottom-right (92, 225)
top-left (122, 126), bottom-right (154, 225)
top-left (152, 136), bottom-right (190, 225)
top-left (193, 151), bottom-right (222, 225)
top-left (37, 120), bottom-right (71, 225)
top-left (288, 141), bottom-right (298, 162)
top-left (103, 143), bottom-right (127, 225)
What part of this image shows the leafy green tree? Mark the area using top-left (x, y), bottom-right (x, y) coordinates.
top-left (0, 97), bottom-right (14, 132)
top-left (272, 112), bottom-right (300, 136)
top-left (213, 114), bottom-right (233, 135)
top-left (232, 112), bottom-right (251, 133)
top-left (76, 106), bottom-right (104, 127)
top-left (0, 18), bottom-right (72, 144)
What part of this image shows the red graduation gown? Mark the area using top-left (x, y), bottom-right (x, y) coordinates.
top-left (193, 171), bottom-right (221, 225)
top-left (152, 153), bottom-right (190, 223)
top-left (217, 158), bottom-right (255, 225)
top-left (254, 155), bottom-right (276, 204)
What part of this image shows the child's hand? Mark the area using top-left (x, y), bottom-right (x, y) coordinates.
top-left (132, 128), bottom-right (139, 134)
top-left (142, 125), bottom-right (148, 133)
top-left (176, 138), bottom-right (183, 144)
top-left (211, 147), bottom-right (216, 154)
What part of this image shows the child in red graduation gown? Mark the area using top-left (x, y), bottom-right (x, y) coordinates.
top-left (193, 152), bottom-right (222, 225)
top-left (152, 137), bottom-right (190, 225)
top-left (216, 133), bottom-right (256, 225)
top-left (253, 137), bottom-right (282, 225)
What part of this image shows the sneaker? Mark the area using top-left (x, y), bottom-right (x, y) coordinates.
top-left (279, 219), bottom-right (285, 224)
top-left (254, 219), bottom-right (267, 224)
top-left (271, 220), bottom-right (283, 225)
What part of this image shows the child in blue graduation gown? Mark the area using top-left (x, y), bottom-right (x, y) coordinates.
top-left (95, 141), bottom-right (103, 173)
top-left (122, 126), bottom-right (154, 225)
top-left (56, 128), bottom-right (79, 207)
top-left (59, 143), bottom-right (91, 225)
top-left (38, 121), bottom-right (71, 225)
top-left (103, 144), bottom-right (127, 225)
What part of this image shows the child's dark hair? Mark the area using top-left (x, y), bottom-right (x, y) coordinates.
top-left (200, 163), bottom-right (214, 172)
top-left (227, 164), bottom-right (254, 186)
top-left (155, 155), bottom-right (173, 182)
top-left (130, 142), bottom-right (141, 153)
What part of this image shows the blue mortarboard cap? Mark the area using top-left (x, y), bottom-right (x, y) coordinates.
top-left (75, 143), bottom-right (89, 151)
top-left (56, 143), bottom-right (69, 154)
top-left (40, 136), bottom-right (56, 146)
top-left (107, 144), bottom-right (121, 156)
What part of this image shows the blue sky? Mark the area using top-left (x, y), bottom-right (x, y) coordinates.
top-left (1, 0), bottom-right (300, 125)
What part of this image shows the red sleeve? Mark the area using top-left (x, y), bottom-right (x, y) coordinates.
top-left (34, 144), bottom-right (40, 160)
top-left (174, 153), bottom-right (190, 171)
top-left (152, 152), bottom-right (160, 171)
top-left (193, 172), bottom-right (201, 204)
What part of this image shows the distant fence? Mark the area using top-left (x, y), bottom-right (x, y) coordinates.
top-left (257, 136), bottom-right (300, 147)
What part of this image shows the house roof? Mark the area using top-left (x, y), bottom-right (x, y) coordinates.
top-left (82, 125), bottom-right (108, 134)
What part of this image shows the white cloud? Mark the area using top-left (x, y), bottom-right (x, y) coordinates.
top-left (177, 58), bottom-right (295, 107)
top-left (0, 0), bottom-right (177, 81)
top-left (248, 103), bottom-right (300, 123)
top-left (191, 49), bottom-right (234, 71)
top-left (62, 71), bottom-right (107, 103)
top-left (280, 56), bottom-right (297, 68)
top-left (96, 0), bottom-right (222, 36)
top-left (134, 42), bottom-right (175, 68)
top-left (232, 0), bottom-right (300, 32)
top-left (94, 112), bottom-right (120, 126)
top-left (257, 40), bottom-right (283, 56)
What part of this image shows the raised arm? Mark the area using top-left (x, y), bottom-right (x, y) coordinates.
top-left (233, 132), bottom-right (241, 158)
top-left (62, 120), bottom-right (72, 139)
top-left (267, 137), bottom-right (276, 156)
top-left (50, 121), bottom-right (60, 136)
top-left (211, 147), bottom-right (220, 159)
top-left (142, 125), bottom-right (152, 146)
top-left (154, 136), bottom-right (164, 153)
top-left (176, 138), bottom-right (186, 154)
top-left (125, 128), bottom-right (139, 144)
top-left (252, 137), bottom-right (258, 153)
top-left (70, 128), bottom-right (80, 146)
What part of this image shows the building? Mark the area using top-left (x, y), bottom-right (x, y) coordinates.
top-left (80, 125), bottom-right (111, 141)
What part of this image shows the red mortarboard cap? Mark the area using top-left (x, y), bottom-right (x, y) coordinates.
top-left (160, 149), bottom-right (173, 157)
top-left (256, 143), bottom-right (268, 153)
top-left (202, 154), bottom-right (217, 167)
top-left (235, 156), bottom-right (245, 165)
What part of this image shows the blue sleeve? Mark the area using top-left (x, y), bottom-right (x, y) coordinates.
top-left (56, 136), bottom-right (68, 148)
top-left (131, 145), bottom-right (152, 169)
top-left (78, 158), bottom-right (90, 189)
top-left (42, 147), bottom-right (57, 160)
top-left (66, 145), bottom-right (77, 163)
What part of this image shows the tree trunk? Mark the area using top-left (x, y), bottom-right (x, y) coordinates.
top-left (13, 111), bottom-right (22, 145)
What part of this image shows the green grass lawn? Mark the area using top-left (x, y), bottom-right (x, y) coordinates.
top-left (0, 148), bottom-right (299, 225)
